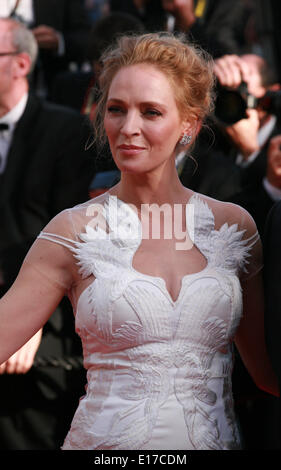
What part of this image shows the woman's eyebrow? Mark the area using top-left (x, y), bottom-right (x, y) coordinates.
top-left (107, 98), bottom-right (167, 109)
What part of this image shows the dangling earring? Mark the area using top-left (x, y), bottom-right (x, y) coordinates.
top-left (179, 133), bottom-right (192, 146)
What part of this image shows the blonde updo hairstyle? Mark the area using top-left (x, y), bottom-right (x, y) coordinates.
top-left (94, 32), bottom-right (216, 147)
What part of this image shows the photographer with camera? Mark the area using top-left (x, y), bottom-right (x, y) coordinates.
top-left (215, 53), bottom-right (281, 238)
top-left (181, 52), bottom-right (281, 241)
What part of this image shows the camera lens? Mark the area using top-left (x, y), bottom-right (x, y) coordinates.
top-left (214, 86), bottom-right (248, 125)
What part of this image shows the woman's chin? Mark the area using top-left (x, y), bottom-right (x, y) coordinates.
top-left (115, 161), bottom-right (148, 174)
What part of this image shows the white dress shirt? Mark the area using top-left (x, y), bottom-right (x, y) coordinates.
top-left (0, 0), bottom-right (34, 26)
top-left (0, 93), bottom-right (28, 174)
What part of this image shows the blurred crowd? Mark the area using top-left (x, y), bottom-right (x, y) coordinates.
top-left (0, 0), bottom-right (281, 450)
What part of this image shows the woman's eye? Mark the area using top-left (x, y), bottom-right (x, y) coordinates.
top-left (144, 109), bottom-right (162, 117)
top-left (107, 106), bottom-right (123, 114)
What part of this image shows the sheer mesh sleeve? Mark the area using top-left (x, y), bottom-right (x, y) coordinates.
top-left (237, 206), bottom-right (263, 282)
top-left (23, 208), bottom-right (80, 292)
top-left (212, 200), bottom-right (263, 281)
top-left (204, 196), bottom-right (263, 282)
top-left (26, 196), bottom-right (107, 291)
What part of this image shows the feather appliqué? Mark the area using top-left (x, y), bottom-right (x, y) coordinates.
top-left (190, 195), bottom-right (255, 275)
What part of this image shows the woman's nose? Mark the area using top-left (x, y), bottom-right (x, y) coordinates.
top-left (120, 111), bottom-right (141, 136)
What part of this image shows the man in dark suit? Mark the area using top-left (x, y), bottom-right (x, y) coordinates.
top-left (0, 17), bottom-right (95, 449)
top-left (264, 199), bottom-right (281, 447)
top-left (229, 134), bottom-right (281, 240)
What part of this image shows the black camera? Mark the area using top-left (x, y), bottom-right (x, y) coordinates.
top-left (214, 82), bottom-right (281, 125)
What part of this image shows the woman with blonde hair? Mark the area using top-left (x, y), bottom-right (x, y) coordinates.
top-left (0, 32), bottom-right (278, 450)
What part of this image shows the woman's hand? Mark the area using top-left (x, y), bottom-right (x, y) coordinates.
top-left (0, 329), bottom-right (42, 375)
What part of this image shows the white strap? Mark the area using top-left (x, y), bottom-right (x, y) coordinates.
top-left (37, 231), bottom-right (76, 250)
top-left (244, 230), bottom-right (260, 249)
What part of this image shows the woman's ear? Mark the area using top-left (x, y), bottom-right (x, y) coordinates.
top-left (180, 118), bottom-right (201, 143)
top-left (181, 119), bottom-right (193, 137)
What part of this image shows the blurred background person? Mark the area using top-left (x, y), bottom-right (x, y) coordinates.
top-left (110, 0), bottom-right (257, 58)
top-left (161, 0), bottom-right (255, 57)
top-left (51, 11), bottom-right (145, 117)
top-left (51, 11), bottom-right (145, 197)
top-left (0, 0), bottom-right (91, 98)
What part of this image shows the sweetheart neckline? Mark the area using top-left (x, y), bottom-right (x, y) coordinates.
top-left (106, 191), bottom-right (209, 303)
top-left (129, 261), bottom-right (210, 304)
top-left (75, 262), bottom-right (212, 317)
top-left (74, 192), bottom-right (212, 309)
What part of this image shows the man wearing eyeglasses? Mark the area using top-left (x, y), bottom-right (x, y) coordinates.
top-left (0, 17), bottom-right (94, 449)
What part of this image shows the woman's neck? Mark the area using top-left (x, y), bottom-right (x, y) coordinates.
top-left (110, 166), bottom-right (191, 208)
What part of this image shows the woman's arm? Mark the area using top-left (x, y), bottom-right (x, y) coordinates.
top-left (0, 238), bottom-right (74, 367)
top-left (235, 269), bottom-right (279, 397)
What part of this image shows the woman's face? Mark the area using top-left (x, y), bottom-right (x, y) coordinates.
top-left (104, 63), bottom-right (189, 174)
